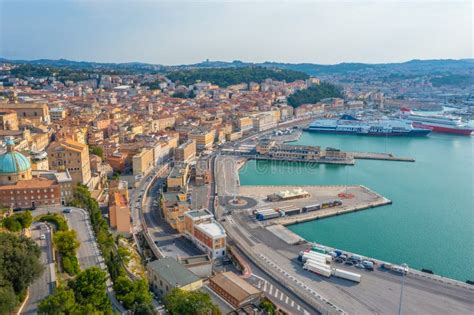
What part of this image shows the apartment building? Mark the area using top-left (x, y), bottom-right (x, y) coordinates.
top-left (47, 139), bottom-right (92, 186)
top-left (0, 103), bottom-right (50, 124)
top-left (188, 128), bottom-right (215, 151)
top-left (175, 139), bottom-right (196, 163)
top-left (252, 113), bottom-right (277, 132)
top-left (236, 117), bottom-right (253, 133)
top-left (161, 191), bottom-right (190, 233)
top-left (132, 147), bottom-right (154, 176)
top-left (167, 163), bottom-right (189, 192)
top-left (50, 107), bottom-right (67, 121)
top-left (0, 110), bottom-right (19, 130)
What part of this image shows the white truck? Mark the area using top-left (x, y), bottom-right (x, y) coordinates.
top-left (333, 268), bottom-right (362, 283)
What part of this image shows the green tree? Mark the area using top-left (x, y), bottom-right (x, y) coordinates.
top-left (2, 216), bottom-right (22, 232)
top-left (2, 211), bottom-right (33, 231)
top-left (260, 298), bottom-right (276, 314)
top-left (39, 287), bottom-right (76, 314)
top-left (54, 230), bottom-right (80, 275)
top-left (114, 276), bottom-right (152, 310)
top-left (117, 246), bottom-right (131, 265)
top-left (71, 267), bottom-right (111, 313)
top-left (0, 279), bottom-right (17, 315)
top-left (166, 66), bottom-right (308, 87)
top-left (287, 82), bottom-right (343, 108)
top-left (18, 211), bottom-right (33, 228)
top-left (54, 230), bottom-right (80, 254)
top-left (0, 232), bottom-right (43, 295)
top-left (89, 145), bottom-right (104, 159)
top-left (164, 288), bottom-right (221, 315)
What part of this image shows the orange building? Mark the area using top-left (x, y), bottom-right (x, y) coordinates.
top-left (109, 192), bottom-right (131, 233)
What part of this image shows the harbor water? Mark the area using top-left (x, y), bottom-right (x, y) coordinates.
top-left (239, 132), bottom-right (474, 282)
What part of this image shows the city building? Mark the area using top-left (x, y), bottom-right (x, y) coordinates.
top-left (209, 272), bottom-right (262, 308)
top-left (47, 139), bottom-right (92, 187)
top-left (0, 103), bottom-right (51, 124)
top-left (0, 110), bottom-right (19, 130)
top-left (132, 147), bottom-right (154, 177)
top-left (175, 139), bottom-right (196, 163)
top-left (50, 107), bottom-right (67, 121)
top-left (188, 128), bottom-right (215, 151)
top-left (0, 139), bottom-right (62, 209)
top-left (161, 191), bottom-right (190, 233)
top-left (236, 117), bottom-right (253, 133)
top-left (167, 163), bottom-right (190, 192)
top-left (184, 209), bottom-right (227, 259)
top-left (147, 257), bottom-right (203, 298)
top-left (109, 192), bottom-right (131, 233)
top-left (33, 170), bottom-right (73, 205)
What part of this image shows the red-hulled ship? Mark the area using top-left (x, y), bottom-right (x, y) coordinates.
top-left (400, 108), bottom-right (473, 135)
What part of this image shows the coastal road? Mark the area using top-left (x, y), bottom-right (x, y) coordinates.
top-left (21, 222), bottom-right (55, 315)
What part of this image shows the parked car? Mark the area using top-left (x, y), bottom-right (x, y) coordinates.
top-left (355, 263), bottom-right (365, 269)
top-left (40, 234), bottom-right (46, 240)
top-left (63, 208), bottom-right (72, 213)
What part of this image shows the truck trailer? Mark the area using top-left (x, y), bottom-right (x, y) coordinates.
top-left (332, 268), bottom-right (361, 283)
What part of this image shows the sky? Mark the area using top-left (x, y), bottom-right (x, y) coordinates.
top-left (0, 0), bottom-right (472, 65)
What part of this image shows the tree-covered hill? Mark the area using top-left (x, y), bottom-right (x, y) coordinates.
top-left (287, 82), bottom-right (342, 108)
top-left (166, 66), bottom-right (309, 87)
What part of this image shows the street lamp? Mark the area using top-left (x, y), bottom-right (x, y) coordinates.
top-left (398, 263), bottom-right (409, 315)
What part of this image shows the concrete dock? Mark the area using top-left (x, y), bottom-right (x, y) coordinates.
top-left (238, 184), bottom-right (391, 225)
top-left (349, 151), bottom-right (415, 162)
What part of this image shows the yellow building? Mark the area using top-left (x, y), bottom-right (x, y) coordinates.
top-left (188, 128), bottom-right (215, 151)
top-left (147, 257), bottom-right (203, 298)
top-left (0, 110), bottom-right (19, 130)
top-left (167, 163), bottom-right (189, 191)
top-left (47, 139), bottom-right (91, 186)
top-left (153, 116), bottom-right (176, 131)
top-left (161, 191), bottom-right (189, 232)
top-left (0, 103), bottom-right (50, 124)
top-left (132, 147), bottom-right (154, 176)
top-left (237, 117), bottom-right (253, 133)
top-left (175, 139), bottom-right (196, 163)
top-left (50, 107), bottom-right (67, 121)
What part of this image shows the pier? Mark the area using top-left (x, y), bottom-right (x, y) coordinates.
top-left (238, 184), bottom-right (391, 226)
top-left (349, 151), bottom-right (415, 162)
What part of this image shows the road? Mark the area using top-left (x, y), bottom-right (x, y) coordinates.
top-left (32, 206), bottom-right (126, 314)
top-left (213, 155), bottom-right (474, 315)
top-left (21, 222), bottom-right (55, 315)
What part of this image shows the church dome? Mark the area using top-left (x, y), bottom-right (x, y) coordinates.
top-left (0, 139), bottom-right (31, 174)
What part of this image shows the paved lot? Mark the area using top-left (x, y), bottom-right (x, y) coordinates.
top-left (21, 222), bottom-right (55, 315)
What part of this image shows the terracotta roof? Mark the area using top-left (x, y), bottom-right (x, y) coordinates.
top-left (210, 272), bottom-right (261, 303)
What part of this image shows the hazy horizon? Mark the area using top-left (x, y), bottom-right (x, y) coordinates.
top-left (1, 0), bottom-right (472, 65)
